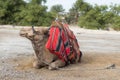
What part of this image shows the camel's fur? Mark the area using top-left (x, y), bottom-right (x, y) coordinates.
top-left (20, 27), bottom-right (66, 70)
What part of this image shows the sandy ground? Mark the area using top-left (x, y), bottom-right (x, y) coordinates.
top-left (0, 25), bottom-right (120, 80)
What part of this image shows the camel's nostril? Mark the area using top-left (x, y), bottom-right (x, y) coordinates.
top-left (20, 33), bottom-right (24, 36)
top-left (19, 32), bottom-right (27, 37)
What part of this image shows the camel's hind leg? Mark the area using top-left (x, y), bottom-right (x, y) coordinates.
top-left (48, 59), bottom-right (66, 70)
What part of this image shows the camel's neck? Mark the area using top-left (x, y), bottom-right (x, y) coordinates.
top-left (31, 35), bottom-right (48, 60)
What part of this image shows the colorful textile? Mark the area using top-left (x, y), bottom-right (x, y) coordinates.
top-left (63, 24), bottom-right (81, 63)
top-left (45, 23), bottom-right (81, 63)
top-left (45, 26), bottom-right (70, 62)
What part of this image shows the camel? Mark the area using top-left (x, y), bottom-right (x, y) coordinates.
top-left (20, 27), bottom-right (66, 70)
top-left (20, 22), bottom-right (82, 70)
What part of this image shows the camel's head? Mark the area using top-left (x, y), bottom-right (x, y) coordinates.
top-left (20, 26), bottom-right (49, 41)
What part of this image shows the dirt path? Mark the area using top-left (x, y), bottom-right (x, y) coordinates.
top-left (0, 26), bottom-right (120, 80)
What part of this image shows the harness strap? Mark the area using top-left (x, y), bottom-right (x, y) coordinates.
top-left (50, 27), bottom-right (56, 49)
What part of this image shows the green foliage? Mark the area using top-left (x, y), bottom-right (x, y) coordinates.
top-left (50, 4), bottom-right (65, 14)
top-left (0, 0), bottom-right (120, 30)
top-left (18, 3), bottom-right (47, 26)
top-left (0, 0), bottom-right (54, 26)
top-left (112, 16), bottom-right (120, 30)
top-left (0, 0), bottom-right (26, 24)
top-left (66, 0), bottom-right (92, 24)
top-left (66, 5), bottom-right (79, 24)
top-left (29, 0), bottom-right (46, 4)
top-left (74, 0), bottom-right (92, 14)
top-left (72, 0), bottom-right (120, 30)
top-left (78, 5), bottom-right (108, 29)
top-left (49, 4), bottom-right (65, 21)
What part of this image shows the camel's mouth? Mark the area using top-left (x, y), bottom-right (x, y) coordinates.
top-left (19, 32), bottom-right (26, 37)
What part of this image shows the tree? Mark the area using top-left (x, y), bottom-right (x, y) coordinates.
top-left (74, 0), bottom-right (92, 14)
top-left (49, 4), bottom-right (65, 21)
top-left (112, 16), bottom-right (120, 30)
top-left (110, 4), bottom-right (120, 15)
top-left (109, 4), bottom-right (120, 30)
top-left (68, 0), bottom-right (92, 24)
top-left (78, 5), bottom-right (109, 29)
top-left (0, 0), bottom-right (26, 24)
top-left (50, 4), bottom-right (65, 13)
top-left (28, 0), bottom-right (46, 5)
top-left (67, 4), bottom-right (79, 24)
top-left (14, 0), bottom-right (54, 26)
top-left (0, 0), bottom-right (54, 26)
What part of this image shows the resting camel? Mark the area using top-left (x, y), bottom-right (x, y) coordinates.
top-left (20, 27), bottom-right (66, 70)
top-left (20, 22), bottom-right (82, 70)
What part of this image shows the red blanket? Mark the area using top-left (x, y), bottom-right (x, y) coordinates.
top-left (45, 24), bottom-right (81, 63)
top-left (45, 26), bottom-right (70, 62)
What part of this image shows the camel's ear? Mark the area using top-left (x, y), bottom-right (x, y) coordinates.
top-left (32, 26), bottom-right (36, 33)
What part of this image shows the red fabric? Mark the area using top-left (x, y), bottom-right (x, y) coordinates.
top-left (46, 24), bottom-right (81, 63)
top-left (63, 24), bottom-right (81, 61)
top-left (63, 24), bottom-right (76, 39)
top-left (45, 26), bottom-right (70, 62)
top-left (63, 24), bottom-right (79, 47)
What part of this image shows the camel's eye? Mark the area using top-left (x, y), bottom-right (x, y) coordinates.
top-left (34, 35), bottom-right (43, 41)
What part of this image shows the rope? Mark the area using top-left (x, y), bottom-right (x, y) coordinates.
top-left (41, 62), bottom-right (117, 71)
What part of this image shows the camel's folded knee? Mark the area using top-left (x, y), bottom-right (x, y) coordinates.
top-left (48, 59), bottom-right (66, 70)
top-left (33, 60), bottom-right (46, 69)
